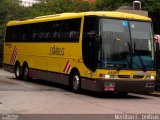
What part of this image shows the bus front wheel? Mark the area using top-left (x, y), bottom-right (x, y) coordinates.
top-left (72, 73), bottom-right (81, 93)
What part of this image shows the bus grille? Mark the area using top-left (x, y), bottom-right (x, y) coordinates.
top-left (133, 75), bottom-right (144, 79)
top-left (118, 75), bottom-right (130, 78)
top-left (118, 75), bottom-right (144, 79)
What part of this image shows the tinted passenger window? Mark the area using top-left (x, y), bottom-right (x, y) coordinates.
top-left (5, 18), bottom-right (81, 42)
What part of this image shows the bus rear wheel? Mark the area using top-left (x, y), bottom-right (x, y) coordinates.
top-left (14, 63), bottom-right (21, 80)
top-left (22, 64), bottom-right (29, 81)
top-left (72, 73), bottom-right (81, 93)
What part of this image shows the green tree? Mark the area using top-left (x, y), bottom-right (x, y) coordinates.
top-left (140, 0), bottom-right (160, 12)
top-left (76, 1), bottom-right (94, 12)
top-left (94, 0), bottom-right (131, 11)
top-left (0, 0), bottom-right (31, 39)
top-left (29, 2), bottom-right (53, 17)
top-left (140, 0), bottom-right (160, 34)
top-left (0, 0), bottom-right (31, 66)
top-left (30, 0), bottom-right (92, 16)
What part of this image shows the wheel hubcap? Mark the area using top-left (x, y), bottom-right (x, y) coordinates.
top-left (73, 75), bottom-right (79, 90)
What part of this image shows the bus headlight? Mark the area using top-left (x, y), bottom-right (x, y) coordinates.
top-left (146, 75), bottom-right (155, 80)
top-left (150, 76), bottom-right (155, 80)
top-left (99, 74), bottom-right (117, 79)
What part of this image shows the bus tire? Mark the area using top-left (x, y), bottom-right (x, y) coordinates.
top-left (14, 62), bottom-right (21, 80)
top-left (22, 64), bottom-right (29, 81)
top-left (71, 72), bottom-right (81, 93)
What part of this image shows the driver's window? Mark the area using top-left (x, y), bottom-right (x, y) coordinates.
top-left (82, 16), bottom-right (98, 71)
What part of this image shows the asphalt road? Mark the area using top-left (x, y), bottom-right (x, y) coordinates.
top-left (0, 69), bottom-right (160, 120)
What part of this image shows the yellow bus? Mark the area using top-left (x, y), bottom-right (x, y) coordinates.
top-left (3, 11), bottom-right (156, 94)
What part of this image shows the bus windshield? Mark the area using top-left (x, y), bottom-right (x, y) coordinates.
top-left (98, 18), bottom-right (154, 70)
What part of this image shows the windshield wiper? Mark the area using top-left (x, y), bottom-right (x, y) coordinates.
top-left (127, 41), bottom-right (133, 68)
top-left (105, 63), bottom-right (127, 70)
top-left (133, 42), bottom-right (146, 72)
top-left (116, 63), bottom-right (127, 71)
top-left (137, 55), bottom-right (146, 72)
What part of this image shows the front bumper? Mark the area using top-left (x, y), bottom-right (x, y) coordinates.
top-left (81, 78), bottom-right (155, 93)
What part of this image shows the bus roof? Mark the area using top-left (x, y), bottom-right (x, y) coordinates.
top-left (7, 11), bottom-right (151, 26)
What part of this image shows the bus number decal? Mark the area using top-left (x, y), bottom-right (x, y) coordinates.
top-left (49, 46), bottom-right (65, 56)
top-left (108, 71), bottom-right (119, 75)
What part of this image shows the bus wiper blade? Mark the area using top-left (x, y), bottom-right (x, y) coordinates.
top-left (116, 63), bottom-right (127, 71)
top-left (127, 42), bottom-right (133, 69)
top-left (137, 55), bottom-right (146, 72)
top-left (106, 63), bottom-right (127, 70)
top-left (133, 42), bottom-right (146, 72)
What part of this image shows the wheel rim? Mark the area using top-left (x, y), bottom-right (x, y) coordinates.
top-left (73, 75), bottom-right (80, 90)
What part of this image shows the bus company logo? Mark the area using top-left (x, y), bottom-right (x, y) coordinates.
top-left (49, 46), bottom-right (65, 56)
top-left (64, 61), bottom-right (71, 73)
top-left (10, 46), bottom-right (18, 65)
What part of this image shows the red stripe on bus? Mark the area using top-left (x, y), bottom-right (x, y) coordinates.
top-left (10, 47), bottom-right (18, 65)
top-left (65, 63), bottom-right (71, 73)
top-left (64, 61), bottom-right (70, 72)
